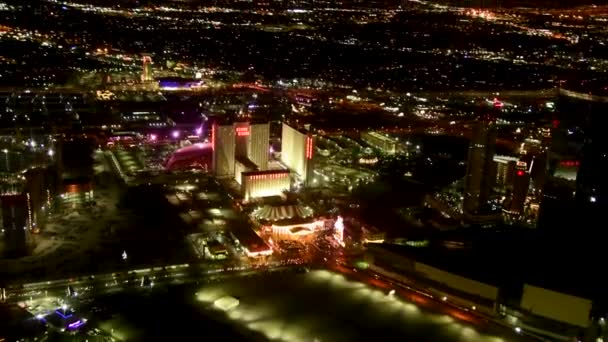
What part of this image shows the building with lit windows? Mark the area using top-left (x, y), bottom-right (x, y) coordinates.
top-left (493, 155), bottom-right (518, 190)
top-left (280, 123), bottom-right (314, 185)
top-left (61, 180), bottom-right (94, 209)
top-left (252, 203), bottom-right (322, 241)
top-left (463, 121), bottom-right (497, 218)
top-left (0, 142), bottom-right (58, 257)
top-left (538, 82), bottom-right (608, 233)
top-left (249, 124), bottom-right (269, 170)
top-left (505, 161), bottom-right (530, 215)
top-left (212, 123), bottom-right (236, 177)
top-left (241, 170), bottom-right (290, 201)
top-left (361, 131), bottom-right (397, 154)
top-left (141, 55), bottom-right (153, 82)
top-left (213, 121), bottom-right (287, 200)
top-left (1, 193), bottom-right (28, 257)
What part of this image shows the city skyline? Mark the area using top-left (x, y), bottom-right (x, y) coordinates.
top-left (1, 0), bottom-right (607, 341)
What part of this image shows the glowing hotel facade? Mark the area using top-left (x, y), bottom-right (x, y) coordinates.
top-left (212, 121), bottom-right (289, 201)
top-left (280, 123), bottom-right (314, 185)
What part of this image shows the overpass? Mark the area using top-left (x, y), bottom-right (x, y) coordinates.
top-left (415, 88), bottom-right (557, 99)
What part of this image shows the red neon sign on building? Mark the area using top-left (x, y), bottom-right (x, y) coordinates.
top-left (211, 125), bottom-right (215, 150)
top-left (306, 136), bottom-right (313, 159)
top-left (249, 172), bottom-right (288, 181)
top-left (236, 127), bottom-right (250, 136)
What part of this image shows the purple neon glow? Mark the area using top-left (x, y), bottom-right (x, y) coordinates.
top-left (150, 134), bottom-right (157, 141)
top-left (55, 309), bottom-right (73, 319)
top-left (68, 320), bottom-right (85, 329)
top-left (172, 130), bottom-right (180, 138)
top-left (195, 127), bottom-right (203, 135)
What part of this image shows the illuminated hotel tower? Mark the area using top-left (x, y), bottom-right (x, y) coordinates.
top-left (212, 123), bottom-right (235, 177)
top-left (249, 123), bottom-right (269, 170)
top-left (281, 123), bottom-right (314, 185)
top-left (463, 120), bottom-right (496, 216)
top-left (212, 121), bottom-right (270, 177)
top-left (142, 55), bottom-right (153, 82)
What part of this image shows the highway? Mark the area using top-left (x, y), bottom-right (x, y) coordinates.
top-left (2, 256), bottom-right (546, 342)
top-left (2, 261), bottom-right (299, 304)
top-left (326, 262), bottom-right (543, 342)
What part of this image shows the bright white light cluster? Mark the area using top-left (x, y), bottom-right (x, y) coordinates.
top-left (196, 270), bottom-right (507, 342)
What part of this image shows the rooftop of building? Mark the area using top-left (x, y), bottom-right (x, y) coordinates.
top-left (252, 203), bottom-right (314, 224)
top-left (235, 156), bottom-right (259, 171)
top-left (231, 224), bottom-right (270, 253)
top-left (363, 131), bottom-right (397, 143)
top-left (368, 231), bottom-right (604, 304)
top-left (212, 117), bottom-right (270, 126)
top-left (282, 121), bottom-right (312, 135)
top-left (242, 168), bottom-right (290, 176)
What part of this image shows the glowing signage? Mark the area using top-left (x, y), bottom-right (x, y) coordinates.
top-left (306, 136), bottom-right (313, 159)
top-left (248, 172), bottom-right (288, 181)
top-left (68, 320), bottom-right (85, 330)
top-left (236, 127), bottom-right (250, 136)
top-left (560, 160), bottom-right (580, 167)
top-left (211, 125), bottom-right (215, 151)
top-left (55, 310), bottom-right (72, 319)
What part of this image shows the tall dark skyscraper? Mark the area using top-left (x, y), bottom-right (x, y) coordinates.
top-left (507, 161), bottom-right (531, 215)
top-left (2, 193), bottom-right (28, 257)
top-left (538, 83), bottom-right (608, 233)
top-left (463, 121), bottom-right (497, 217)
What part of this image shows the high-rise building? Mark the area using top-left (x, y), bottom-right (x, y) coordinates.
top-left (213, 121), bottom-right (270, 177)
top-left (281, 123), bottom-right (314, 185)
top-left (539, 84), bottom-right (608, 232)
top-left (212, 123), bottom-right (235, 177)
top-left (463, 121), bottom-right (496, 217)
top-left (249, 123), bottom-right (269, 170)
top-left (142, 55), bottom-right (153, 82)
top-left (212, 121), bottom-right (284, 200)
top-left (234, 121), bottom-right (250, 160)
top-left (1, 193), bottom-right (28, 257)
top-left (507, 161), bottom-right (531, 215)
top-left (493, 155), bottom-right (518, 189)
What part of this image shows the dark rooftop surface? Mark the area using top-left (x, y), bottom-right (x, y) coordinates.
top-left (231, 224), bottom-right (270, 253)
top-left (370, 230), bottom-right (606, 305)
top-left (236, 156), bottom-right (259, 171)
